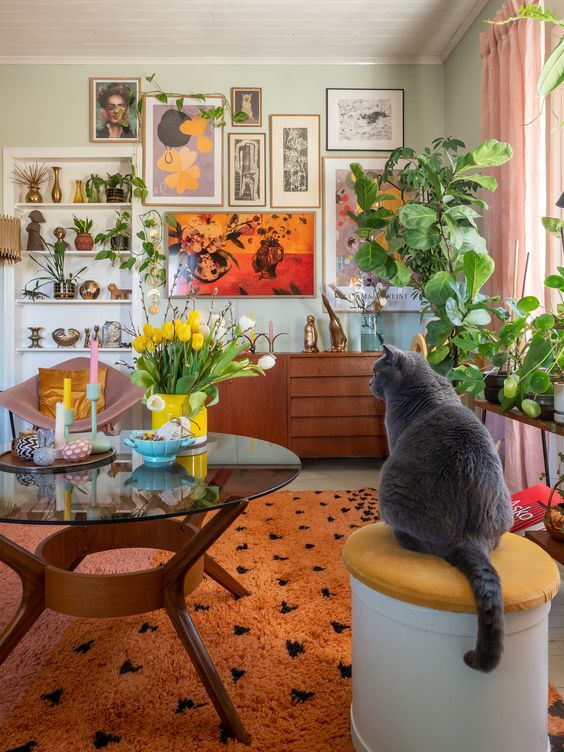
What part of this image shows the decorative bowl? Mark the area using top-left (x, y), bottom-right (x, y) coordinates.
top-left (124, 432), bottom-right (195, 466)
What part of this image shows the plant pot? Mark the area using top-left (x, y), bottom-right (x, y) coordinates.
top-left (150, 393), bottom-right (207, 446)
top-left (53, 282), bottom-right (76, 299)
top-left (554, 382), bottom-right (564, 425)
top-left (524, 394), bottom-right (554, 421)
top-left (110, 235), bottom-right (130, 252)
top-left (74, 232), bottom-right (94, 251)
top-left (106, 187), bottom-right (125, 203)
top-left (484, 373), bottom-right (506, 404)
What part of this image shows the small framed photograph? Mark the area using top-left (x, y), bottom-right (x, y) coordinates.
top-left (228, 133), bottom-right (266, 207)
top-left (90, 78), bottom-right (140, 142)
top-left (326, 88), bottom-right (404, 152)
top-left (270, 114), bottom-right (320, 208)
top-left (231, 87), bottom-right (262, 127)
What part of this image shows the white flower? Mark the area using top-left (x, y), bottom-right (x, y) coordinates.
top-left (149, 229), bottom-right (159, 239)
top-left (146, 394), bottom-right (165, 412)
top-left (199, 324), bottom-right (210, 339)
top-left (258, 354), bottom-right (276, 370)
top-left (215, 325), bottom-right (227, 341)
top-left (239, 315), bottom-right (255, 332)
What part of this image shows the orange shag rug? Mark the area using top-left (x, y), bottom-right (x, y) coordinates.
top-left (0, 488), bottom-right (562, 752)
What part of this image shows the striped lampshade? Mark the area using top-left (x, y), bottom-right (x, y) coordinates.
top-left (0, 214), bottom-right (21, 263)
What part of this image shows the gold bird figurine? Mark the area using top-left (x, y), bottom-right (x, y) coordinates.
top-left (321, 293), bottom-right (347, 352)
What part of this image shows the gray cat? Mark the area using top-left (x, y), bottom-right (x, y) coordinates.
top-left (369, 345), bottom-right (513, 673)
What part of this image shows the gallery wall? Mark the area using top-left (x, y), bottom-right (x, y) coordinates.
top-left (0, 62), bottom-right (444, 366)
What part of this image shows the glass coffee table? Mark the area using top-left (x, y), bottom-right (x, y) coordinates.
top-left (0, 432), bottom-right (300, 745)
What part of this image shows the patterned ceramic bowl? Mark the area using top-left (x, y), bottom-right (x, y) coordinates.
top-left (124, 433), bottom-right (195, 466)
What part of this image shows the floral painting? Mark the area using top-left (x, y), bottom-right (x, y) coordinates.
top-left (142, 96), bottom-right (223, 205)
top-left (167, 212), bottom-right (315, 298)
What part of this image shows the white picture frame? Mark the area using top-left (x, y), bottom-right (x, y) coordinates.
top-left (228, 132), bottom-right (266, 207)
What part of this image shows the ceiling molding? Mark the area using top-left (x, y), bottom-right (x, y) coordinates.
top-left (0, 56), bottom-right (443, 66)
top-left (440, 0), bottom-right (492, 62)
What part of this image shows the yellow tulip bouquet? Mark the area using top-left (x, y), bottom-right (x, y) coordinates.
top-left (130, 307), bottom-right (272, 417)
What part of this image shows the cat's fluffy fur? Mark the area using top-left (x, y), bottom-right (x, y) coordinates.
top-left (370, 345), bottom-right (513, 672)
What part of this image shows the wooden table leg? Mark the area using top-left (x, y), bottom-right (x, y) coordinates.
top-left (0, 535), bottom-right (45, 666)
top-left (204, 555), bottom-right (251, 598)
top-left (164, 501), bottom-right (251, 745)
top-left (542, 430), bottom-right (551, 487)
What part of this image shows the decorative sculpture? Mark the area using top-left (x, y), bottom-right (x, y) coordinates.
top-left (28, 326), bottom-right (43, 348)
top-left (79, 280), bottom-right (101, 299)
top-left (93, 324), bottom-right (100, 341)
top-left (84, 327), bottom-right (91, 348)
top-left (101, 320), bottom-right (122, 348)
top-left (108, 283), bottom-right (132, 300)
top-left (52, 328), bottom-right (81, 348)
top-left (321, 293), bottom-right (347, 353)
top-left (303, 315), bottom-right (319, 353)
top-left (26, 209), bottom-right (45, 251)
top-left (53, 226), bottom-right (70, 250)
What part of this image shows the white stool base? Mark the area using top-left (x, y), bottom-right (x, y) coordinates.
top-left (350, 577), bottom-right (552, 752)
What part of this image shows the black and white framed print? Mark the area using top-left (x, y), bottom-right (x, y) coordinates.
top-left (231, 87), bottom-right (262, 127)
top-left (326, 88), bottom-right (404, 151)
top-left (270, 114), bottom-right (320, 208)
top-left (228, 132), bottom-right (266, 206)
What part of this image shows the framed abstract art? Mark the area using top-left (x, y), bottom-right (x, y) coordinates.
top-left (322, 156), bottom-right (419, 313)
top-left (326, 88), bottom-right (404, 151)
top-left (228, 132), bottom-right (266, 207)
top-left (270, 114), bottom-right (320, 208)
top-left (142, 95), bottom-right (223, 206)
top-left (166, 211), bottom-right (315, 298)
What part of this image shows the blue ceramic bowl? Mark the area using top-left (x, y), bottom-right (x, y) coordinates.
top-left (124, 433), bottom-right (195, 466)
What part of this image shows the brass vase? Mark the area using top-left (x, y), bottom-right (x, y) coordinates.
top-left (51, 166), bottom-right (62, 203)
top-left (25, 184), bottom-right (43, 203)
top-left (73, 179), bottom-right (85, 204)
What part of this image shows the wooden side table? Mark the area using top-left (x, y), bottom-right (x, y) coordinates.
top-left (474, 399), bottom-right (563, 486)
top-left (525, 530), bottom-right (564, 566)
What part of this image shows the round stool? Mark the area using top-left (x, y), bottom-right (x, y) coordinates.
top-left (342, 522), bottom-right (561, 752)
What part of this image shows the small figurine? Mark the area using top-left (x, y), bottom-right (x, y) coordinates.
top-left (79, 280), bottom-right (101, 300)
top-left (28, 326), bottom-right (43, 348)
top-left (93, 324), bottom-right (100, 341)
top-left (52, 328), bottom-right (81, 348)
top-left (84, 327), bottom-right (91, 348)
top-left (321, 293), bottom-right (347, 353)
top-left (303, 315), bottom-right (319, 353)
top-left (26, 209), bottom-right (45, 251)
top-left (53, 226), bottom-right (70, 250)
top-left (108, 283), bottom-right (132, 300)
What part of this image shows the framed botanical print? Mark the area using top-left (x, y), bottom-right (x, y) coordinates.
top-left (142, 95), bottom-right (223, 206)
top-left (90, 77), bottom-right (140, 143)
top-left (231, 87), bottom-right (262, 127)
top-left (228, 133), bottom-right (266, 207)
top-left (270, 114), bottom-right (320, 208)
top-left (323, 156), bottom-right (419, 313)
top-left (166, 211), bottom-right (315, 298)
top-left (326, 88), bottom-right (404, 151)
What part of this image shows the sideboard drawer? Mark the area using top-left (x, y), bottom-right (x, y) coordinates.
top-left (290, 354), bottom-right (379, 378)
top-left (291, 416), bottom-right (386, 438)
top-left (291, 435), bottom-right (388, 458)
top-left (291, 376), bottom-right (373, 398)
top-left (291, 395), bottom-right (384, 418)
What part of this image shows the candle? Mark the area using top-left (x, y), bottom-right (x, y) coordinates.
top-left (63, 377), bottom-right (72, 410)
top-left (268, 320), bottom-right (273, 342)
top-left (250, 311), bottom-right (255, 344)
top-left (54, 401), bottom-right (65, 448)
top-left (90, 339), bottom-right (99, 384)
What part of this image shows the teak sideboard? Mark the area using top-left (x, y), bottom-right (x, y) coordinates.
top-left (208, 352), bottom-right (387, 458)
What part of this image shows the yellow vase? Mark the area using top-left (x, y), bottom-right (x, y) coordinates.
top-left (150, 393), bottom-right (207, 444)
top-left (176, 451), bottom-right (208, 480)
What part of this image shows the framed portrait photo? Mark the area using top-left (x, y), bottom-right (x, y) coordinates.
top-left (270, 114), bottom-right (320, 208)
top-left (326, 88), bottom-right (404, 152)
top-left (322, 156), bottom-right (419, 313)
top-left (90, 77), bottom-right (140, 143)
top-left (228, 133), bottom-right (266, 207)
top-left (142, 95), bottom-right (223, 206)
top-left (167, 211), bottom-right (315, 298)
top-left (231, 87), bottom-right (262, 127)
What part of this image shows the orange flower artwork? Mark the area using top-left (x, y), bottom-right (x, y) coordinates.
top-left (179, 116), bottom-right (213, 153)
top-left (156, 147), bottom-right (201, 194)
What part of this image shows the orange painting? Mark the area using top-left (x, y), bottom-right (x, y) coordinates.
top-left (167, 212), bottom-right (315, 297)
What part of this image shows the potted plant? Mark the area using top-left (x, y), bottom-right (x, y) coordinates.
top-left (104, 172), bottom-right (131, 203)
top-left (22, 235), bottom-right (87, 300)
top-left (85, 174), bottom-right (105, 204)
top-left (95, 210), bottom-right (131, 255)
top-left (69, 215), bottom-right (94, 251)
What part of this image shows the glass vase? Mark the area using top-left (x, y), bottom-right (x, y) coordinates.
top-left (359, 311), bottom-right (384, 352)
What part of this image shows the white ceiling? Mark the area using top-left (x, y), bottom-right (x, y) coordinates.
top-left (0, 0), bottom-right (490, 64)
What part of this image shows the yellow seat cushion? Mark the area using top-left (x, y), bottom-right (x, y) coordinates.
top-left (342, 522), bottom-right (560, 614)
top-left (38, 367), bottom-right (107, 420)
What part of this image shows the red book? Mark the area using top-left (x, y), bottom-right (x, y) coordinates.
top-left (510, 483), bottom-right (561, 533)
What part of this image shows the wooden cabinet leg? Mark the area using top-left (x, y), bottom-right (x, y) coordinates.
top-left (0, 535), bottom-right (45, 667)
top-left (204, 555), bottom-right (250, 598)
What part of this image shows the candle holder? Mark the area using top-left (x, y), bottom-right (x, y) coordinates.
top-left (64, 407), bottom-right (74, 441)
top-left (86, 382), bottom-right (112, 454)
top-left (251, 331), bottom-right (288, 353)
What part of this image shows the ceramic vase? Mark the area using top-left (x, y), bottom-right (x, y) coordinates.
top-left (73, 179), bottom-right (85, 203)
top-left (150, 393), bottom-right (207, 445)
top-left (555, 383), bottom-right (564, 425)
top-left (51, 166), bottom-right (62, 203)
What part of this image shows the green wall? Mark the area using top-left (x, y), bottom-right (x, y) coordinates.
top-left (0, 63), bottom-right (444, 355)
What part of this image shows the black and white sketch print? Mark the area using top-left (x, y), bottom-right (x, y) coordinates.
top-left (338, 97), bottom-right (392, 142)
top-left (228, 132), bottom-right (266, 206)
top-left (282, 127), bottom-right (308, 193)
top-left (326, 88), bottom-right (404, 151)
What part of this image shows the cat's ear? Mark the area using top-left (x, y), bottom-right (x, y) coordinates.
top-left (382, 344), bottom-right (399, 366)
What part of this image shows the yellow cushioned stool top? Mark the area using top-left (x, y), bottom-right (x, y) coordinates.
top-left (342, 522), bottom-right (561, 614)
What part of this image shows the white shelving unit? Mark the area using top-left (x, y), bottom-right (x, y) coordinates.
top-left (2, 146), bottom-right (144, 436)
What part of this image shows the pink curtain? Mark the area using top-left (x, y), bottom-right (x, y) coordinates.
top-left (480, 0), bottom-right (546, 493)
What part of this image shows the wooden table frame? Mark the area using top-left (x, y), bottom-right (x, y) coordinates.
top-left (0, 501), bottom-right (253, 745)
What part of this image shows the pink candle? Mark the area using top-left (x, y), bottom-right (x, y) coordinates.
top-left (268, 320), bottom-right (273, 342)
top-left (90, 339), bottom-right (99, 384)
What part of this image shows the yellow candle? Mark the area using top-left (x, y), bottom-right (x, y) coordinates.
top-left (63, 378), bottom-right (72, 410)
top-left (250, 312), bottom-right (255, 344)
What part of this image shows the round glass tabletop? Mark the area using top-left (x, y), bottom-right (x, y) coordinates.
top-left (0, 433), bottom-right (301, 525)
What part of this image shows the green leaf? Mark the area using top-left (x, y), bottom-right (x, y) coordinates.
top-left (398, 204), bottom-right (437, 230)
top-left (405, 227), bottom-right (438, 250)
top-left (445, 297), bottom-right (463, 326)
top-left (542, 216), bottom-right (564, 236)
top-left (516, 295), bottom-right (540, 314)
top-left (350, 163), bottom-right (378, 211)
top-left (534, 313), bottom-right (556, 330)
top-left (156, 92), bottom-right (168, 103)
top-left (521, 398), bottom-right (541, 418)
top-left (447, 364), bottom-right (484, 396)
top-left (176, 98), bottom-right (184, 111)
top-left (452, 173), bottom-right (498, 191)
top-left (427, 345), bottom-right (450, 365)
top-left (463, 250), bottom-right (495, 299)
top-left (461, 228), bottom-right (488, 254)
top-left (390, 261), bottom-right (412, 288)
top-left (538, 35), bottom-right (564, 97)
top-left (545, 274), bottom-right (564, 291)
top-left (463, 308), bottom-right (491, 326)
top-left (445, 205), bottom-right (480, 224)
top-left (424, 272), bottom-right (456, 305)
top-left (528, 370), bottom-right (552, 394)
top-left (455, 139), bottom-right (513, 173)
top-left (355, 241), bottom-right (388, 272)
top-left (130, 370), bottom-right (154, 388)
top-left (444, 214), bottom-right (464, 249)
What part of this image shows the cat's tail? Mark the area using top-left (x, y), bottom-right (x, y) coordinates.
top-left (444, 542), bottom-right (504, 673)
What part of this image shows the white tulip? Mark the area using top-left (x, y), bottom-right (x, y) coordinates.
top-left (199, 324), bottom-right (210, 339)
top-left (239, 314), bottom-right (255, 332)
top-left (258, 354), bottom-right (276, 370)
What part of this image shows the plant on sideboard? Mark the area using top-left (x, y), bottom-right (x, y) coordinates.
top-left (22, 235), bottom-right (87, 300)
top-left (68, 215), bottom-right (94, 251)
top-left (85, 174), bottom-right (105, 203)
top-left (348, 137), bottom-right (513, 377)
top-left (104, 172), bottom-right (132, 203)
top-left (94, 210), bottom-right (131, 255)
